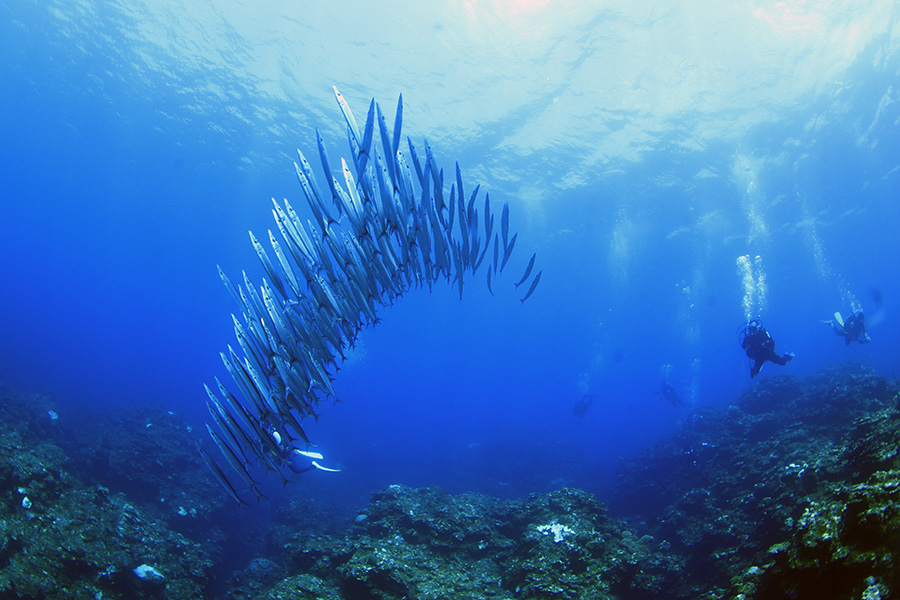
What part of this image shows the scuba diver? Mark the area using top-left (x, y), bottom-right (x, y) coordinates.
top-left (572, 394), bottom-right (595, 421)
top-left (824, 310), bottom-right (871, 345)
top-left (286, 448), bottom-right (341, 474)
top-left (738, 319), bottom-right (794, 378)
top-left (268, 425), bottom-right (341, 474)
top-left (657, 379), bottom-right (685, 407)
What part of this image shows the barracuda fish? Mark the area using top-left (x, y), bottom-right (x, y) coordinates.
top-left (218, 266), bottom-right (244, 311)
top-left (268, 231), bottom-right (301, 297)
top-left (457, 249), bottom-right (466, 299)
top-left (501, 202), bottom-right (510, 250)
top-left (520, 270), bottom-right (543, 304)
top-left (205, 424), bottom-right (260, 491)
top-left (205, 390), bottom-right (248, 455)
top-left (457, 185), bottom-right (469, 264)
top-left (408, 138), bottom-right (425, 188)
top-left (376, 104), bottom-right (397, 192)
top-left (340, 158), bottom-right (366, 232)
top-left (500, 233), bottom-right (517, 273)
top-left (241, 272), bottom-right (269, 327)
top-left (333, 86), bottom-right (361, 145)
top-left (514, 253), bottom-right (536, 289)
top-left (317, 131), bottom-right (343, 212)
top-left (492, 234), bottom-right (500, 274)
top-left (295, 150), bottom-right (337, 231)
top-left (213, 383), bottom-right (285, 476)
top-left (232, 316), bottom-right (267, 380)
top-left (215, 378), bottom-right (258, 432)
top-left (355, 99), bottom-right (377, 174)
top-left (244, 317), bottom-right (273, 361)
top-left (277, 198), bottom-right (316, 264)
top-left (455, 163), bottom-right (466, 217)
top-left (278, 399), bottom-right (312, 446)
top-left (221, 349), bottom-right (259, 411)
top-left (391, 95), bottom-right (403, 167)
top-left (206, 88), bottom-right (540, 503)
top-left (207, 387), bottom-right (260, 462)
top-left (468, 236), bottom-right (481, 272)
top-left (396, 151), bottom-right (417, 221)
top-left (199, 446), bottom-right (247, 507)
top-left (447, 185), bottom-right (456, 238)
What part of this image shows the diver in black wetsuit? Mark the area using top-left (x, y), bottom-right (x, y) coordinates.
top-left (657, 379), bottom-right (685, 407)
top-left (827, 310), bottom-right (871, 345)
top-left (572, 394), bottom-right (595, 421)
top-left (739, 320), bottom-right (794, 378)
top-left (267, 425), bottom-right (341, 474)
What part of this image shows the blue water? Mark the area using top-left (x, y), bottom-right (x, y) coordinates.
top-left (1, 1), bottom-right (898, 504)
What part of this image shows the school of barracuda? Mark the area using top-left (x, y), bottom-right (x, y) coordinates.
top-left (200, 87), bottom-right (541, 503)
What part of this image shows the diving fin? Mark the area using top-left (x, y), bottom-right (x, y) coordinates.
top-left (294, 449), bottom-right (324, 460)
top-left (312, 461), bottom-right (341, 473)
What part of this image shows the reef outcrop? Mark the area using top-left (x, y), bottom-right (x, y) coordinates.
top-left (611, 363), bottom-right (900, 599)
top-left (3, 362), bottom-right (900, 600)
top-left (257, 484), bottom-right (681, 600)
top-left (0, 388), bottom-right (212, 599)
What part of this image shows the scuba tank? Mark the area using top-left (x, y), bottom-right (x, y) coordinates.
top-left (737, 319), bottom-right (763, 348)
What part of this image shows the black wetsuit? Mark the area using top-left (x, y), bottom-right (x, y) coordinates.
top-left (742, 327), bottom-right (791, 378)
top-left (573, 394), bottom-right (595, 420)
top-left (842, 313), bottom-right (869, 345)
top-left (658, 381), bottom-right (683, 406)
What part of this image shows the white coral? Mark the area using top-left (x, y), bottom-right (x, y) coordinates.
top-left (133, 564), bottom-right (165, 582)
top-left (536, 522), bottom-right (575, 543)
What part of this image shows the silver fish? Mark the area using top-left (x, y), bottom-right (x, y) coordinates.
top-left (501, 202), bottom-right (510, 249)
top-left (492, 233), bottom-right (499, 274)
top-left (500, 233), bottom-right (517, 273)
top-left (199, 446), bottom-right (248, 506)
top-left (520, 270), bottom-right (542, 304)
top-left (333, 85), bottom-right (361, 146)
top-left (355, 99), bottom-right (376, 174)
top-left (514, 253), bottom-right (536, 289)
top-left (208, 89), bottom-right (544, 498)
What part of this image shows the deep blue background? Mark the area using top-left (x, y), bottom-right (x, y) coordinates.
top-left (1, 1), bottom-right (898, 506)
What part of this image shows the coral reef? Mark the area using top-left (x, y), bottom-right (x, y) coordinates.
top-left (3, 362), bottom-right (900, 599)
top-left (611, 363), bottom-right (900, 599)
top-left (264, 484), bottom-right (682, 600)
top-left (0, 388), bottom-right (212, 599)
top-left (58, 404), bottom-right (226, 527)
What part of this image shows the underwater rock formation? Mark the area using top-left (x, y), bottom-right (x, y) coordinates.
top-left (60, 405), bottom-right (226, 521)
top-left (238, 363), bottom-right (900, 600)
top-left (611, 363), bottom-right (900, 599)
top-left (5, 362), bottom-right (900, 599)
top-left (260, 485), bottom-right (682, 600)
top-left (0, 388), bottom-right (212, 599)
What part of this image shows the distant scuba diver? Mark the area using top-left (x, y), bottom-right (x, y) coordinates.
top-left (572, 394), bottom-right (595, 420)
top-left (824, 310), bottom-right (870, 345)
top-left (738, 319), bottom-right (794, 378)
top-left (657, 379), bottom-right (685, 407)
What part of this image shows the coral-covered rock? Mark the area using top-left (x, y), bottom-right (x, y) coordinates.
top-left (6, 362), bottom-right (900, 600)
top-left (0, 455), bottom-right (212, 599)
top-left (610, 363), bottom-right (900, 598)
top-left (267, 485), bottom-right (682, 600)
top-left (0, 389), bottom-right (215, 600)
